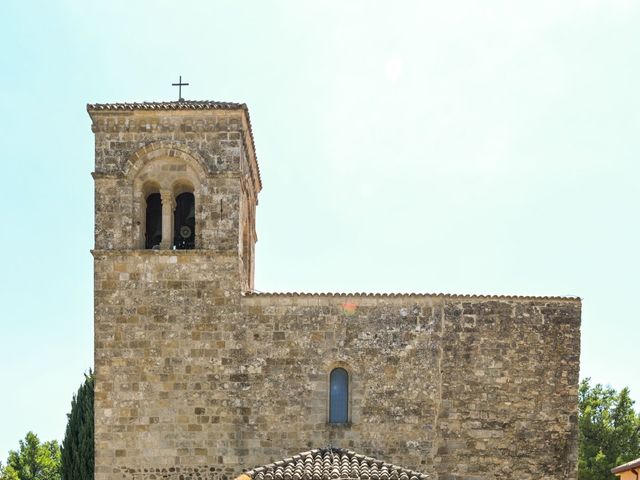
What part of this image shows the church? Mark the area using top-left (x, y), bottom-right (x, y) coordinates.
top-left (88, 99), bottom-right (581, 480)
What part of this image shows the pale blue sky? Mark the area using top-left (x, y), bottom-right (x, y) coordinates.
top-left (1, 0), bottom-right (638, 459)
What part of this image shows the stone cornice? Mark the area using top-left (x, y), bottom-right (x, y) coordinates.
top-left (91, 171), bottom-right (242, 181)
top-left (91, 249), bottom-right (239, 257)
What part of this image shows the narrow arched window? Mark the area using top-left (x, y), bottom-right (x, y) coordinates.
top-left (329, 368), bottom-right (349, 424)
top-left (145, 193), bottom-right (162, 249)
top-left (173, 192), bottom-right (195, 250)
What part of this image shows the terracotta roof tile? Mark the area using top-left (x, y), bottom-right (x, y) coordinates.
top-left (87, 100), bottom-right (247, 111)
top-left (243, 448), bottom-right (428, 480)
top-left (243, 291), bottom-right (580, 302)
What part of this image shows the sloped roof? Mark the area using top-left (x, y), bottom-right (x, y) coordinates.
top-left (240, 448), bottom-right (428, 480)
top-left (611, 457), bottom-right (640, 474)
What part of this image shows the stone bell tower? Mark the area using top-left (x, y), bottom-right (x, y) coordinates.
top-left (89, 101), bottom-right (261, 480)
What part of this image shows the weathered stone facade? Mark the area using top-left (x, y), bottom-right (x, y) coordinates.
top-left (89, 101), bottom-right (581, 480)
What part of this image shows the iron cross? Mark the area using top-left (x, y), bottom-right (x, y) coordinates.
top-left (172, 76), bottom-right (189, 101)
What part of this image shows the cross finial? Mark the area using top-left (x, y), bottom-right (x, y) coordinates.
top-left (172, 75), bottom-right (189, 102)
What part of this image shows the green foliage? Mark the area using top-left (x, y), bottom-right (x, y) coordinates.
top-left (579, 378), bottom-right (640, 480)
top-left (0, 432), bottom-right (61, 480)
top-left (61, 371), bottom-right (94, 480)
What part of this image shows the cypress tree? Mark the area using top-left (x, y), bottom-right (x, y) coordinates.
top-left (61, 371), bottom-right (94, 480)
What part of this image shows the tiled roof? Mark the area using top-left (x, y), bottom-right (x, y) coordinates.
top-left (87, 100), bottom-right (247, 111)
top-left (243, 291), bottom-right (580, 302)
top-left (242, 448), bottom-right (428, 480)
top-left (611, 457), bottom-right (640, 474)
top-left (86, 100), bottom-right (261, 189)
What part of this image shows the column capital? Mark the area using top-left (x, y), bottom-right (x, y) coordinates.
top-left (160, 189), bottom-right (176, 209)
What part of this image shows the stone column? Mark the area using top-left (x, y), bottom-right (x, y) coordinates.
top-left (160, 190), bottom-right (175, 249)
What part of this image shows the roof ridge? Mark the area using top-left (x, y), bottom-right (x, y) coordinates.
top-left (87, 100), bottom-right (247, 109)
top-left (245, 448), bottom-right (324, 475)
top-left (242, 291), bottom-right (580, 301)
top-left (334, 448), bottom-right (411, 470)
top-left (242, 448), bottom-right (428, 479)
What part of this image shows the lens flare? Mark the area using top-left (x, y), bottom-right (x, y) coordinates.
top-left (342, 302), bottom-right (358, 316)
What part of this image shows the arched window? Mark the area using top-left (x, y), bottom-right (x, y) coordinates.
top-left (145, 193), bottom-right (162, 249)
top-left (329, 368), bottom-right (349, 424)
top-left (173, 192), bottom-right (195, 250)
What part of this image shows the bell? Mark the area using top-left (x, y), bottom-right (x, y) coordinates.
top-left (180, 225), bottom-right (192, 239)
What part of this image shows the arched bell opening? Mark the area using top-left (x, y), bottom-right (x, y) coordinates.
top-left (145, 193), bottom-right (163, 249)
top-left (173, 192), bottom-right (195, 250)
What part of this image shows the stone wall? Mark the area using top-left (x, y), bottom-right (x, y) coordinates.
top-left (93, 250), bottom-right (243, 480)
top-left (94, 267), bottom-right (580, 480)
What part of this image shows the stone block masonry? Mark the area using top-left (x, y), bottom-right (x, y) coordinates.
top-left (89, 101), bottom-right (581, 480)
